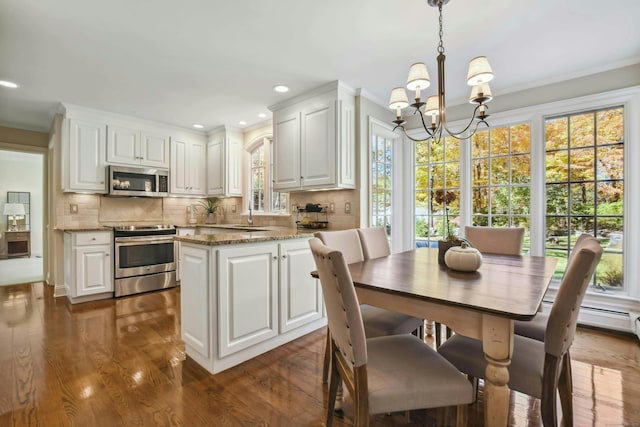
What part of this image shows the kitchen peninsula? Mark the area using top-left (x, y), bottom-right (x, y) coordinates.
top-left (176, 227), bottom-right (326, 374)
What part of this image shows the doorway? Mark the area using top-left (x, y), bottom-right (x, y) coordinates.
top-left (0, 149), bottom-right (45, 285)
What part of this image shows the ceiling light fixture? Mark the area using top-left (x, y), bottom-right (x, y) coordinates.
top-left (258, 113), bottom-right (267, 119)
top-left (0, 80), bottom-right (19, 89)
top-left (389, 0), bottom-right (493, 142)
top-left (238, 121), bottom-right (247, 126)
top-left (192, 123), bottom-right (204, 129)
top-left (273, 85), bottom-right (289, 93)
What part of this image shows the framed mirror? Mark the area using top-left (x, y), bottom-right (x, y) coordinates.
top-left (6, 191), bottom-right (30, 230)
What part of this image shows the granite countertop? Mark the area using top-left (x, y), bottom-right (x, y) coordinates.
top-left (55, 226), bottom-right (113, 232)
top-left (175, 228), bottom-right (315, 246)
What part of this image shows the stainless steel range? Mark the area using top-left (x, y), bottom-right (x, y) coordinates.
top-left (113, 224), bottom-right (177, 297)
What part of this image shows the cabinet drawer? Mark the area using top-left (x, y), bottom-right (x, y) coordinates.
top-left (74, 231), bottom-right (112, 246)
top-left (6, 232), bottom-right (29, 242)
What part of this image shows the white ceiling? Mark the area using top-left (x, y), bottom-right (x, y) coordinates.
top-left (1, 0), bottom-right (639, 133)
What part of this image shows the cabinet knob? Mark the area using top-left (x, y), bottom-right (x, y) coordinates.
top-left (100, 181), bottom-right (104, 184)
top-left (282, 255), bottom-right (287, 259)
top-left (105, 254), bottom-right (109, 257)
top-left (91, 237), bottom-right (96, 241)
top-left (273, 256), bottom-right (278, 260)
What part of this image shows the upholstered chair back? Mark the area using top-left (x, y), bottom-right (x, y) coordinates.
top-left (314, 230), bottom-right (365, 264)
top-left (357, 227), bottom-right (391, 260)
top-left (309, 238), bottom-right (368, 368)
top-left (464, 226), bottom-right (524, 255)
top-left (545, 234), bottom-right (602, 357)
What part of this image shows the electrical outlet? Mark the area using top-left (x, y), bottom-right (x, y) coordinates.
top-left (344, 202), bottom-right (351, 214)
top-left (186, 205), bottom-right (191, 213)
top-left (329, 203), bottom-right (335, 213)
top-left (70, 204), bottom-right (78, 214)
top-left (232, 204), bottom-right (237, 213)
top-left (292, 204), bottom-right (298, 212)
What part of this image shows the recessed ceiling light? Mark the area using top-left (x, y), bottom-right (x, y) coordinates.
top-left (273, 85), bottom-right (289, 93)
top-left (192, 123), bottom-right (204, 129)
top-left (0, 80), bottom-right (18, 89)
top-left (258, 113), bottom-right (267, 119)
top-left (238, 121), bottom-right (247, 126)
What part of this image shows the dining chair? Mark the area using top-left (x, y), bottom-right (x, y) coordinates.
top-left (437, 234), bottom-right (603, 427)
top-left (314, 230), bottom-right (423, 383)
top-left (513, 233), bottom-right (593, 342)
top-left (433, 226), bottom-right (526, 347)
top-left (357, 227), bottom-right (424, 337)
top-left (309, 238), bottom-right (473, 427)
top-left (464, 225), bottom-right (525, 255)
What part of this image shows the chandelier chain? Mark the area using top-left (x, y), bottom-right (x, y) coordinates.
top-left (437, 1), bottom-right (444, 54)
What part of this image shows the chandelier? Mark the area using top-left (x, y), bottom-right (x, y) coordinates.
top-left (388, 0), bottom-right (494, 142)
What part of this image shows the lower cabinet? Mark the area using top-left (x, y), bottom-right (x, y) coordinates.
top-left (64, 231), bottom-right (113, 303)
top-left (180, 238), bottom-right (326, 374)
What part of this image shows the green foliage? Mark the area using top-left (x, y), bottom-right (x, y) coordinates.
top-left (415, 218), bottom-right (428, 238)
top-left (599, 267), bottom-right (623, 287)
top-left (198, 197), bottom-right (220, 214)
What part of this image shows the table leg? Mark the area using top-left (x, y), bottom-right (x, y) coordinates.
top-left (482, 315), bottom-right (513, 427)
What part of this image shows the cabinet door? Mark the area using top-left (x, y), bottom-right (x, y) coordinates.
top-left (141, 132), bottom-right (169, 168)
top-left (273, 110), bottom-right (301, 190)
top-left (338, 100), bottom-right (356, 188)
top-left (218, 243), bottom-right (279, 358)
top-left (170, 138), bottom-right (189, 194)
top-left (69, 118), bottom-right (107, 192)
top-left (75, 245), bottom-right (112, 296)
top-left (180, 244), bottom-right (211, 360)
top-left (188, 139), bottom-right (207, 196)
top-left (279, 240), bottom-right (323, 333)
top-left (301, 100), bottom-right (335, 188)
top-left (226, 136), bottom-right (243, 196)
top-left (206, 138), bottom-right (224, 195)
top-left (107, 125), bottom-right (139, 165)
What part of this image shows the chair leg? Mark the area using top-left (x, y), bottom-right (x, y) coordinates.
top-left (322, 326), bottom-right (331, 384)
top-left (456, 404), bottom-right (467, 427)
top-left (435, 322), bottom-right (442, 347)
top-left (541, 353), bottom-right (561, 427)
top-left (326, 351), bottom-right (341, 427)
top-left (558, 352), bottom-right (574, 427)
top-left (446, 326), bottom-right (452, 339)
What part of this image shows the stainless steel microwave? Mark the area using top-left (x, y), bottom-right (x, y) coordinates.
top-left (108, 165), bottom-right (169, 197)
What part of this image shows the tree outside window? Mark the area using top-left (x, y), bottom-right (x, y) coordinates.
top-left (545, 107), bottom-right (624, 289)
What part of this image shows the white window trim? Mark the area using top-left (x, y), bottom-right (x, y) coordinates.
top-left (396, 86), bottom-right (640, 331)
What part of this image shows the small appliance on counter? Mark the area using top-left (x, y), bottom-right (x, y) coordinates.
top-left (296, 204), bottom-right (328, 229)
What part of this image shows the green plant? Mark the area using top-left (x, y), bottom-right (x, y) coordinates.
top-left (599, 266), bottom-right (623, 287)
top-left (198, 197), bottom-right (220, 214)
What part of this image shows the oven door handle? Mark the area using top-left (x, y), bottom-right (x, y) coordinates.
top-left (115, 236), bottom-right (176, 245)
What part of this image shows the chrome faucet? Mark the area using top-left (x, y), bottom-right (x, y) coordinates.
top-left (247, 205), bottom-right (253, 225)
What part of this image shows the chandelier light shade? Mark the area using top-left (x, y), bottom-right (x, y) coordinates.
top-left (466, 56), bottom-right (494, 86)
top-left (389, 87), bottom-right (410, 116)
top-left (4, 203), bottom-right (25, 231)
top-left (389, 0), bottom-right (494, 142)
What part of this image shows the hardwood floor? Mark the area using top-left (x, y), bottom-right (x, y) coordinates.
top-left (1, 282), bottom-right (638, 427)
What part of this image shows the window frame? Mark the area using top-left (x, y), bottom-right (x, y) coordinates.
top-left (245, 136), bottom-right (288, 214)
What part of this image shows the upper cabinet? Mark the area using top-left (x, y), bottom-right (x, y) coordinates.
top-left (270, 81), bottom-right (356, 191)
top-left (107, 124), bottom-right (169, 168)
top-left (171, 135), bottom-right (207, 196)
top-left (63, 115), bottom-right (108, 193)
top-left (207, 127), bottom-right (243, 197)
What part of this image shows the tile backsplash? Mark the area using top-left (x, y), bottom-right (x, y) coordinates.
top-left (59, 189), bottom-right (359, 230)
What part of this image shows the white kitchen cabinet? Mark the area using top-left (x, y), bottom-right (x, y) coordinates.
top-left (65, 118), bottom-right (107, 192)
top-left (271, 81), bottom-right (356, 191)
top-left (170, 137), bottom-right (206, 196)
top-left (218, 243), bottom-right (279, 357)
top-left (279, 239), bottom-right (323, 333)
top-left (180, 243), bottom-right (211, 360)
top-left (207, 129), bottom-right (243, 197)
top-left (107, 124), bottom-right (169, 168)
top-left (179, 238), bottom-right (326, 374)
top-left (176, 228), bottom-right (196, 282)
top-left (64, 231), bottom-right (113, 303)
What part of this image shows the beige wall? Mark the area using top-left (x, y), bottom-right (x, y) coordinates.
top-left (0, 125), bottom-right (48, 148)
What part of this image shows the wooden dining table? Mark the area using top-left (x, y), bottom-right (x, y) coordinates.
top-left (337, 247), bottom-right (557, 427)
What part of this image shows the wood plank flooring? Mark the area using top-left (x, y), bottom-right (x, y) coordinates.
top-left (1, 282), bottom-right (638, 426)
